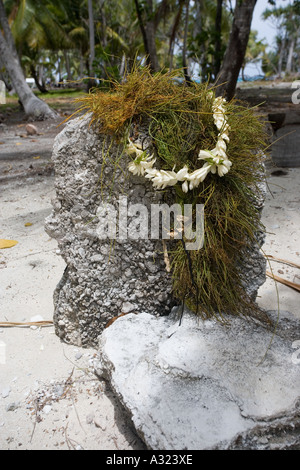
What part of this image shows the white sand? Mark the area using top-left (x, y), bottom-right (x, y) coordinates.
top-left (0, 163), bottom-right (299, 450)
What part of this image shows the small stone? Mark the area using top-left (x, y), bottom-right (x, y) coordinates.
top-left (43, 405), bottom-right (52, 414)
top-left (26, 124), bottom-right (38, 135)
top-left (53, 385), bottom-right (64, 398)
top-left (258, 436), bottom-right (269, 445)
top-left (121, 302), bottom-right (135, 313)
top-left (90, 254), bottom-right (103, 263)
top-left (2, 387), bottom-right (11, 398)
top-left (94, 416), bottom-right (106, 431)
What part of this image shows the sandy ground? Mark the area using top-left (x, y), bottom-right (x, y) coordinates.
top-left (0, 175), bottom-right (147, 450)
top-left (0, 112), bottom-right (299, 450)
top-left (0, 114), bottom-right (146, 450)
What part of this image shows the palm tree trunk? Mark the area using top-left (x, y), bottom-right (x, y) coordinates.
top-left (0, 0), bottom-right (56, 119)
top-left (119, 52), bottom-right (126, 79)
top-left (286, 37), bottom-right (295, 74)
top-left (64, 50), bottom-right (73, 82)
top-left (214, 0), bottom-right (223, 79)
top-left (278, 36), bottom-right (286, 77)
top-left (79, 51), bottom-right (84, 79)
top-left (215, 0), bottom-right (257, 100)
top-left (30, 64), bottom-right (48, 93)
top-left (134, 0), bottom-right (159, 73)
top-left (182, 0), bottom-right (192, 84)
top-left (0, 55), bottom-right (12, 91)
top-left (88, 0), bottom-right (96, 89)
top-left (168, 0), bottom-right (185, 72)
top-left (193, 0), bottom-right (207, 82)
top-left (145, 20), bottom-right (159, 72)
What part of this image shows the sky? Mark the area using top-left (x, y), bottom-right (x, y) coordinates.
top-left (251, 0), bottom-right (290, 49)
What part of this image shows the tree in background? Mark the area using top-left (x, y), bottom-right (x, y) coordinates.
top-left (262, 0), bottom-right (300, 77)
top-left (5, 0), bottom-right (72, 92)
top-left (241, 30), bottom-right (267, 80)
top-left (214, 0), bottom-right (224, 79)
top-left (134, 0), bottom-right (172, 73)
top-left (87, 0), bottom-right (95, 88)
top-left (215, 0), bottom-right (257, 100)
top-left (1, 0), bottom-right (275, 109)
top-left (0, 0), bottom-right (57, 119)
top-left (186, 0), bottom-right (231, 83)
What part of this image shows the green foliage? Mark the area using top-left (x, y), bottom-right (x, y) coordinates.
top-left (3, 0), bottom-right (236, 88)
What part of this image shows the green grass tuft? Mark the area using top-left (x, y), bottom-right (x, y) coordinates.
top-left (75, 64), bottom-right (271, 326)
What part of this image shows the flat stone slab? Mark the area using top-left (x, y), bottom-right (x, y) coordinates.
top-left (97, 309), bottom-right (300, 450)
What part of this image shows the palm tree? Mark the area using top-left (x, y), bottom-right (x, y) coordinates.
top-left (0, 0), bottom-right (57, 119)
top-left (88, 0), bottom-right (95, 87)
top-left (263, 2), bottom-right (300, 76)
top-left (134, 0), bottom-right (173, 73)
top-left (215, 0), bottom-right (257, 100)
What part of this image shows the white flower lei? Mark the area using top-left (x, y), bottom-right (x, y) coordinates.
top-left (127, 96), bottom-right (232, 193)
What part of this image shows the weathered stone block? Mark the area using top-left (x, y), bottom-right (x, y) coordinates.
top-left (45, 115), bottom-right (174, 347)
top-left (96, 308), bottom-right (300, 450)
top-left (45, 114), bottom-right (267, 347)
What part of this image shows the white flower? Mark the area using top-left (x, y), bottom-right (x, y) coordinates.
top-left (187, 163), bottom-right (212, 189)
top-left (126, 138), bottom-right (145, 159)
top-left (213, 115), bottom-right (225, 130)
top-left (220, 131), bottom-right (230, 142)
top-left (176, 165), bottom-right (189, 181)
top-left (128, 160), bottom-right (140, 175)
top-left (127, 95), bottom-right (232, 193)
top-left (199, 143), bottom-right (227, 161)
top-left (145, 168), bottom-right (177, 189)
top-left (144, 168), bottom-right (159, 179)
top-left (182, 179), bottom-right (189, 193)
top-left (213, 141), bottom-right (227, 159)
top-left (212, 96), bottom-right (226, 111)
top-left (210, 158), bottom-right (232, 177)
top-left (217, 165), bottom-right (229, 177)
top-left (150, 169), bottom-right (178, 189)
top-left (128, 155), bottom-right (156, 176)
top-left (215, 139), bottom-right (227, 152)
top-left (198, 149), bottom-right (214, 160)
top-left (222, 159), bottom-right (232, 172)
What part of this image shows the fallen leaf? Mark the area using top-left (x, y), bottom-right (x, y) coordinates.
top-left (266, 271), bottom-right (300, 292)
top-left (15, 143), bottom-right (22, 146)
top-left (32, 156), bottom-right (40, 160)
top-left (24, 222), bottom-right (33, 227)
top-left (0, 142), bottom-right (4, 145)
top-left (0, 239), bottom-right (18, 249)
